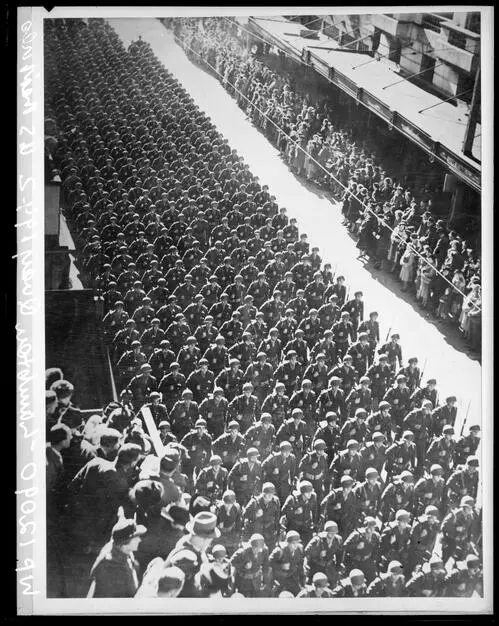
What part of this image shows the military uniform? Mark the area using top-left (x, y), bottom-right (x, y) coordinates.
top-left (231, 543), bottom-right (271, 597)
top-left (269, 542), bottom-right (306, 596)
top-left (261, 451), bottom-right (297, 502)
top-left (213, 431), bottom-right (246, 470)
top-left (242, 494), bottom-right (281, 548)
top-left (198, 395), bottom-right (228, 438)
top-left (194, 464), bottom-right (228, 503)
top-left (228, 457), bottom-right (262, 506)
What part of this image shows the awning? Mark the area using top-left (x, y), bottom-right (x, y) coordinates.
top-left (248, 16), bottom-right (481, 192)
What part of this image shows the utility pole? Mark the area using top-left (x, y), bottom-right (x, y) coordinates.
top-left (462, 66), bottom-right (480, 157)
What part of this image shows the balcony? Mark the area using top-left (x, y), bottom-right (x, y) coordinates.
top-left (370, 13), bottom-right (414, 39)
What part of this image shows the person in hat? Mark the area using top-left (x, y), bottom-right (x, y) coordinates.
top-left (177, 336), bottom-right (202, 380)
top-left (213, 421), bottom-right (246, 471)
top-left (136, 560), bottom-right (185, 598)
top-left (320, 473), bottom-right (357, 539)
top-left (185, 358), bottom-right (215, 405)
top-left (380, 469), bottom-right (416, 523)
top-left (405, 555), bottom-right (447, 597)
top-left (454, 424), bottom-right (481, 466)
top-left (203, 334), bottom-right (228, 377)
top-left (312, 411), bottom-right (341, 466)
top-left (407, 504), bottom-right (441, 573)
top-left (269, 530), bottom-right (306, 597)
top-left (346, 332), bottom-right (371, 380)
top-left (444, 554), bottom-right (483, 597)
top-left (194, 454), bottom-right (228, 505)
top-left (297, 571), bottom-right (335, 597)
top-left (380, 509), bottom-right (412, 573)
top-left (397, 357), bottom-right (421, 395)
top-left (258, 327), bottom-right (283, 371)
top-left (140, 318), bottom-right (166, 358)
top-left (410, 378), bottom-right (439, 412)
top-left (341, 291), bottom-right (364, 341)
top-left (354, 465), bottom-right (384, 522)
top-left (339, 408), bottom-right (368, 448)
top-left (330, 354), bottom-right (358, 398)
top-left (303, 519), bottom-right (344, 588)
top-left (142, 391), bottom-right (169, 426)
top-left (383, 374), bottom-right (411, 434)
top-left (303, 352), bottom-right (331, 396)
top-left (180, 418), bottom-right (213, 478)
top-left (88, 517), bottom-right (147, 598)
top-left (165, 511), bottom-right (221, 597)
top-left (280, 480), bottom-right (317, 546)
top-left (214, 490), bottom-right (243, 557)
top-left (330, 439), bottom-right (362, 488)
top-left (425, 424), bottom-right (456, 479)
top-left (275, 408), bottom-right (307, 462)
top-left (429, 395), bottom-right (458, 439)
top-left (332, 568), bottom-right (367, 597)
top-left (169, 388), bottom-right (200, 441)
top-left (273, 349), bottom-right (304, 398)
top-left (241, 475), bottom-right (280, 552)
top-left (367, 560), bottom-right (407, 598)
top-left (342, 515), bottom-right (380, 583)
top-left (157, 361), bottom-right (186, 413)
top-left (317, 376), bottom-right (347, 422)
top-left (198, 387), bottom-right (228, 440)
top-left (228, 447), bottom-right (262, 506)
top-left (385, 430), bottom-right (417, 480)
top-left (357, 312), bottom-right (380, 364)
top-left (378, 333), bottom-right (403, 374)
top-left (261, 440), bottom-right (297, 502)
top-left (402, 399), bottom-right (433, 475)
top-left (414, 464), bottom-right (445, 516)
top-left (214, 357), bottom-right (243, 403)
top-left (331, 312), bottom-right (355, 361)
top-left (441, 495), bottom-right (481, 565)
top-left (243, 351), bottom-right (274, 404)
top-left (287, 288), bottom-right (310, 324)
top-left (243, 411), bottom-right (276, 461)
top-left (230, 533), bottom-right (271, 598)
top-left (298, 438), bottom-right (329, 506)
top-left (366, 354), bottom-right (392, 410)
top-left (283, 328), bottom-right (309, 368)
top-left (227, 381), bottom-right (261, 434)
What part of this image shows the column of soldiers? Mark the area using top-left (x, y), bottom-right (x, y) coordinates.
top-left (45, 19), bottom-right (482, 599)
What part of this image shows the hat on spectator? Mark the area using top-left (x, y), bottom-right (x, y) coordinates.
top-left (186, 512), bottom-right (220, 539)
top-left (111, 518), bottom-right (147, 544)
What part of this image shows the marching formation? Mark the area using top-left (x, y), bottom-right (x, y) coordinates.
top-left (45, 18), bottom-right (482, 599)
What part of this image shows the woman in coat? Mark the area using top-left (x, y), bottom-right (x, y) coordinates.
top-left (399, 242), bottom-right (417, 291)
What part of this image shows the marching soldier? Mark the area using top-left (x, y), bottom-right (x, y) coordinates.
top-left (230, 534), bottom-right (271, 598)
top-left (298, 439), bottom-right (329, 506)
top-left (454, 425), bottom-right (480, 466)
top-left (405, 555), bottom-right (447, 597)
top-left (243, 413), bottom-right (275, 461)
top-left (332, 569), bottom-right (367, 597)
top-left (269, 530), bottom-right (306, 597)
top-left (228, 447), bottom-right (262, 507)
top-left (228, 382), bottom-right (261, 434)
top-left (377, 333), bottom-right (403, 374)
top-left (359, 433), bottom-right (387, 479)
top-left (383, 375), bottom-right (411, 434)
top-left (193, 454), bottom-right (228, 505)
top-left (441, 496), bottom-right (481, 565)
top-left (414, 464), bottom-right (445, 516)
top-left (303, 520), bottom-right (344, 588)
top-left (379, 509), bottom-right (412, 573)
top-left (212, 421), bottom-right (245, 471)
top-left (320, 475), bottom-right (357, 539)
top-left (198, 387), bottom-right (228, 439)
top-left (280, 481), bottom-right (318, 546)
top-left (366, 354), bottom-right (392, 409)
top-left (215, 489), bottom-right (243, 557)
top-left (385, 431), bottom-right (417, 480)
top-left (313, 412), bottom-right (341, 466)
top-left (430, 395), bottom-right (458, 438)
top-left (366, 560), bottom-right (406, 597)
top-left (261, 382), bottom-right (289, 430)
top-left (445, 456), bottom-right (479, 511)
top-left (407, 505), bottom-right (440, 573)
top-left (354, 467), bottom-right (383, 523)
top-left (366, 401), bottom-right (393, 443)
top-left (380, 470), bottom-right (416, 523)
top-left (261, 441), bottom-right (297, 503)
top-left (330, 440), bottom-right (362, 488)
top-left (242, 483), bottom-right (281, 550)
top-left (342, 517), bottom-right (380, 584)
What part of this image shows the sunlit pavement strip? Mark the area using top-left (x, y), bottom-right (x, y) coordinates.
top-left (109, 19), bottom-right (482, 463)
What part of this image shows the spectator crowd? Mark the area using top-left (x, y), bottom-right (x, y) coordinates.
top-left (174, 17), bottom-right (482, 351)
top-left (44, 18), bottom-right (483, 600)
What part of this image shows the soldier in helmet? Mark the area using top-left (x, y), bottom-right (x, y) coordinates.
top-left (414, 464), bottom-right (445, 515)
top-left (343, 517), bottom-right (380, 584)
top-left (454, 424), bottom-right (481, 466)
top-left (242, 483), bottom-right (281, 551)
top-left (280, 480), bottom-right (318, 546)
top-left (261, 441), bottom-right (297, 502)
top-left (407, 505), bottom-right (441, 573)
top-left (332, 568), bottom-right (367, 597)
top-left (303, 519), bottom-right (343, 588)
top-left (379, 509), bottom-right (412, 573)
top-left (366, 560), bottom-right (406, 597)
top-left (269, 530), bottom-right (306, 597)
top-left (440, 496), bottom-right (481, 565)
top-left (228, 447), bottom-right (262, 507)
top-left (230, 533), bottom-right (271, 597)
top-left (405, 555), bottom-right (447, 597)
top-left (380, 470), bottom-right (415, 523)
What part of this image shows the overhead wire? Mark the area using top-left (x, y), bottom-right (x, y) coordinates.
top-left (172, 25), bottom-right (480, 309)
